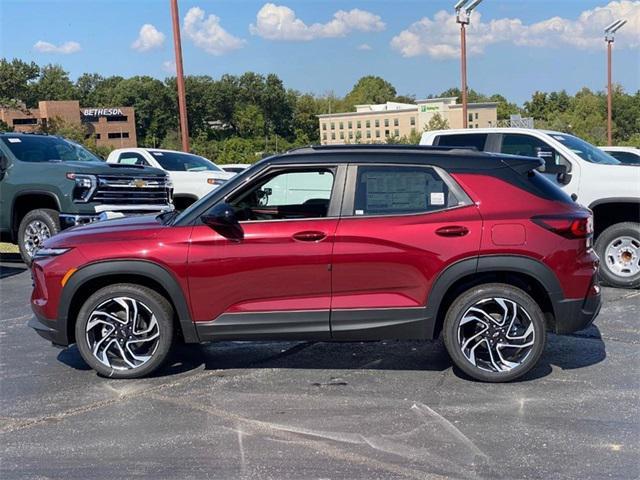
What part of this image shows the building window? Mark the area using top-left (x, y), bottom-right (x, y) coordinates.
top-left (394, 118), bottom-right (399, 127)
top-left (108, 132), bottom-right (130, 139)
top-left (348, 121), bottom-right (352, 129)
top-left (394, 129), bottom-right (400, 137)
top-left (410, 117), bottom-right (416, 126)
top-left (322, 123), bottom-right (327, 131)
top-left (339, 122), bottom-right (344, 130)
top-left (331, 123), bottom-right (335, 130)
top-left (366, 120), bottom-right (371, 128)
top-left (468, 113), bottom-right (473, 122)
top-left (12, 118), bottom-right (38, 125)
top-left (349, 131), bottom-right (353, 139)
top-left (331, 132), bottom-right (336, 140)
top-left (375, 119), bottom-right (380, 128)
top-left (357, 120), bottom-right (361, 129)
top-left (384, 118), bottom-right (389, 127)
top-left (385, 129), bottom-right (390, 137)
top-left (322, 133), bottom-right (327, 140)
top-left (474, 113), bottom-right (479, 120)
top-left (340, 131), bottom-right (344, 139)
top-left (366, 130), bottom-right (371, 139)
top-left (107, 115), bottom-right (128, 122)
top-left (95, 134), bottom-right (101, 139)
top-left (376, 130), bottom-right (381, 138)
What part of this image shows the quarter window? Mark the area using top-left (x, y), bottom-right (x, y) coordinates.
top-left (352, 166), bottom-right (460, 216)
top-left (117, 152), bottom-right (148, 166)
top-left (435, 133), bottom-right (488, 151)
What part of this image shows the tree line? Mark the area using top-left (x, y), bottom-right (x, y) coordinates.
top-left (1, 58), bottom-right (638, 163)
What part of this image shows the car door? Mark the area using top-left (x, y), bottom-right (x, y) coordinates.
top-left (187, 164), bottom-right (346, 340)
top-left (330, 163), bottom-right (482, 340)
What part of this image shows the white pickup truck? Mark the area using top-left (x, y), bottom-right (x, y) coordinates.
top-left (106, 148), bottom-right (233, 210)
top-left (421, 128), bottom-right (640, 288)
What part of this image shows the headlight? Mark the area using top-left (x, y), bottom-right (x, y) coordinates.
top-left (34, 247), bottom-right (72, 258)
top-left (207, 178), bottom-right (227, 186)
top-left (66, 173), bottom-right (97, 203)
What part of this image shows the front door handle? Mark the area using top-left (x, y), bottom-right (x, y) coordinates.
top-left (293, 231), bottom-right (327, 242)
top-left (435, 225), bottom-right (469, 237)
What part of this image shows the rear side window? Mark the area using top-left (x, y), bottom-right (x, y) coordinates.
top-left (118, 152), bottom-right (148, 166)
top-left (607, 151), bottom-right (640, 164)
top-left (353, 165), bottom-right (461, 216)
top-left (435, 133), bottom-right (488, 151)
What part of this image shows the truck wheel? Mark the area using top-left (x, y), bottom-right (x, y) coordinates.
top-left (18, 209), bottom-right (60, 266)
top-left (595, 222), bottom-right (640, 289)
top-left (75, 284), bottom-right (174, 379)
top-left (443, 283), bottom-right (546, 383)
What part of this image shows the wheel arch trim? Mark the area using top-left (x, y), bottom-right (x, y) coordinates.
top-left (58, 259), bottom-right (198, 344)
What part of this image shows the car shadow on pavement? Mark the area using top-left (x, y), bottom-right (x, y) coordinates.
top-left (0, 264), bottom-right (27, 279)
top-left (56, 325), bottom-right (607, 382)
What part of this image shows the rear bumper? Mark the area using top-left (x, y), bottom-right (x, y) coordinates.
top-left (553, 287), bottom-right (602, 334)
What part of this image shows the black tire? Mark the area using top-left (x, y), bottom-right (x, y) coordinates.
top-left (75, 284), bottom-right (174, 379)
top-left (595, 222), bottom-right (640, 289)
top-left (443, 283), bottom-right (546, 383)
top-left (18, 208), bottom-right (60, 266)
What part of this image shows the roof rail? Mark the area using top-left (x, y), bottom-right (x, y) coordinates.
top-left (286, 144), bottom-right (478, 154)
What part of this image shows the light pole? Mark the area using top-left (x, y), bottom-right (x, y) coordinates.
top-left (455, 0), bottom-right (483, 129)
top-left (170, 0), bottom-right (190, 152)
top-left (604, 19), bottom-right (627, 146)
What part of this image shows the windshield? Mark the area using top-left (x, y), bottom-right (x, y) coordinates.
top-left (149, 150), bottom-right (222, 172)
top-left (1, 135), bottom-right (102, 163)
top-left (551, 133), bottom-right (620, 165)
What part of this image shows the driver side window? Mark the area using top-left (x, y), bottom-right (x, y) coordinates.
top-left (229, 168), bottom-right (335, 222)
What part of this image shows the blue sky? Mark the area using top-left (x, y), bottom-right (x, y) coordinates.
top-left (2, 0), bottom-right (639, 104)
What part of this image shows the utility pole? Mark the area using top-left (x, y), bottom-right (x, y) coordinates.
top-left (604, 19), bottom-right (627, 146)
top-left (170, 0), bottom-right (190, 152)
top-left (455, 0), bottom-right (483, 129)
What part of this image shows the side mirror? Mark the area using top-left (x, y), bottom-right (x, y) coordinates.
top-left (557, 169), bottom-right (572, 185)
top-left (201, 203), bottom-right (243, 241)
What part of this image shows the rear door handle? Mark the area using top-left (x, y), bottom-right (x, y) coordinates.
top-left (293, 231), bottom-right (327, 242)
top-left (435, 225), bottom-right (469, 237)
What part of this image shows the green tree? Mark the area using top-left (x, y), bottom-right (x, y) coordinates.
top-left (425, 113), bottom-right (450, 131)
top-left (233, 104), bottom-right (265, 138)
top-left (344, 76), bottom-right (397, 109)
top-left (34, 64), bottom-right (76, 101)
top-left (0, 58), bottom-right (39, 107)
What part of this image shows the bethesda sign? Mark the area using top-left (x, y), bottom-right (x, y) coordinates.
top-left (82, 108), bottom-right (124, 117)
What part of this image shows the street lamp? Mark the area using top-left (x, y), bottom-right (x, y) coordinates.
top-left (455, 0), bottom-right (483, 129)
top-left (604, 19), bottom-right (627, 146)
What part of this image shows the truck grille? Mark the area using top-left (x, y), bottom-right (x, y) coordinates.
top-left (92, 175), bottom-right (171, 205)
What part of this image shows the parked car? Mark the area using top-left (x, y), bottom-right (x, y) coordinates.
top-left (30, 144), bottom-right (600, 382)
top-left (421, 128), bottom-right (640, 289)
top-left (106, 148), bottom-right (233, 210)
top-left (0, 133), bottom-right (173, 265)
top-left (220, 163), bottom-right (251, 175)
top-left (598, 146), bottom-right (640, 165)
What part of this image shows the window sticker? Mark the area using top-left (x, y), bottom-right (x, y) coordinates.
top-left (7, 138), bottom-right (21, 143)
top-left (355, 209), bottom-right (365, 215)
top-left (363, 172), bottom-right (428, 211)
top-left (152, 152), bottom-right (164, 156)
top-left (552, 135), bottom-right (565, 141)
top-left (430, 192), bottom-right (445, 205)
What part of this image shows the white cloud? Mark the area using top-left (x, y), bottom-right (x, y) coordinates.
top-left (132, 24), bottom-right (165, 52)
top-left (183, 7), bottom-right (246, 55)
top-left (33, 40), bottom-right (81, 54)
top-left (391, 0), bottom-right (640, 59)
top-left (357, 43), bottom-right (372, 51)
top-left (250, 3), bottom-right (385, 41)
top-left (162, 60), bottom-right (176, 73)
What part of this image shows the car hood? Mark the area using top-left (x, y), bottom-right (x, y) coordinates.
top-left (54, 161), bottom-right (166, 177)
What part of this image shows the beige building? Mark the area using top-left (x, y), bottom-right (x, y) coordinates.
top-left (318, 97), bottom-right (498, 145)
top-left (0, 100), bottom-right (137, 148)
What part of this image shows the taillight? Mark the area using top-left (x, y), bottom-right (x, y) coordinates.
top-left (532, 213), bottom-right (593, 239)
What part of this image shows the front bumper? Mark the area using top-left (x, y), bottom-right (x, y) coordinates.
top-left (28, 313), bottom-right (69, 347)
top-left (553, 286), bottom-right (602, 334)
top-left (59, 204), bottom-right (174, 229)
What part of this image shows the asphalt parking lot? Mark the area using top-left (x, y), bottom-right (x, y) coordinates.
top-left (0, 260), bottom-right (638, 480)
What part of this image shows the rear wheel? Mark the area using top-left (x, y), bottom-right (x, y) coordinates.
top-left (75, 284), bottom-right (174, 379)
top-left (595, 222), bottom-right (640, 289)
top-left (18, 208), bottom-right (60, 266)
top-left (443, 283), bottom-right (546, 382)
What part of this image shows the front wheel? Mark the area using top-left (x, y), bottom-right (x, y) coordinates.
top-left (595, 222), bottom-right (640, 289)
top-left (443, 283), bottom-right (546, 383)
top-left (18, 208), bottom-right (60, 266)
top-left (75, 284), bottom-right (174, 379)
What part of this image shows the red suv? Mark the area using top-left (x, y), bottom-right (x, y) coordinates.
top-left (29, 145), bottom-right (601, 382)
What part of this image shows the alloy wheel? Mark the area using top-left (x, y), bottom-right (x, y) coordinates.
top-left (23, 220), bottom-right (51, 258)
top-left (457, 297), bottom-right (535, 373)
top-left (85, 297), bottom-right (160, 371)
top-left (604, 236), bottom-right (640, 278)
